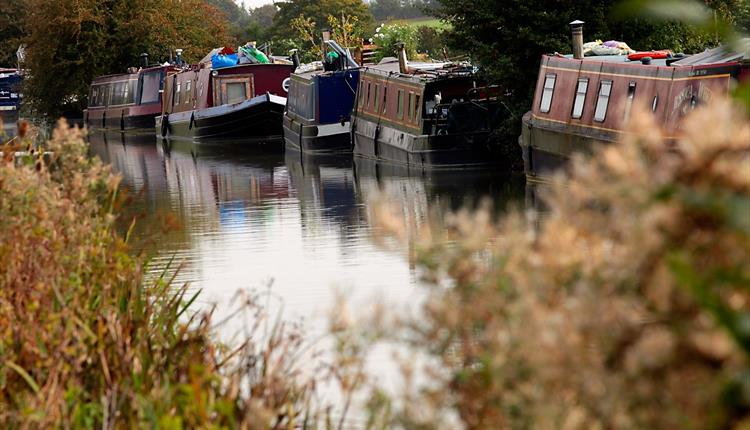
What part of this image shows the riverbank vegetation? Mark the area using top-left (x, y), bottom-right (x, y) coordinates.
top-left (0, 124), bottom-right (326, 427)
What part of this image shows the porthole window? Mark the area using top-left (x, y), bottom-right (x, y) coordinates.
top-left (540, 74), bottom-right (556, 113)
top-left (571, 78), bottom-right (588, 119)
top-left (594, 80), bottom-right (612, 122)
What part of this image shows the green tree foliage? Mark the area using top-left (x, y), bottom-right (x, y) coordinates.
top-left (0, 0), bottom-right (26, 67)
top-left (22, 0), bottom-right (231, 119)
top-left (272, 0), bottom-right (375, 44)
top-left (369, 0), bottom-right (438, 21)
top-left (241, 4), bottom-right (278, 43)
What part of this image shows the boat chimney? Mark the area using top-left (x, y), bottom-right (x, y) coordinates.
top-left (175, 48), bottom-right (183, 66)
top-left (140, 53), bottom-right (149, 68)
top-left (290, 49), bottom-right (300, 70)
top-left (570, 20), bottom-right (584, 60)
top-left (396, 42), bottom-right (409, 74)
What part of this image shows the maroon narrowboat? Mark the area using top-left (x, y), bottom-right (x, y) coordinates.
top-left (520, 22), bottom-right (749, 180)
top-left (156, 53), bottom-right (293, 145)
top-left (85, 63), bottom-right (175, 131)
top-left (351, 45), bottom-right (509, 168)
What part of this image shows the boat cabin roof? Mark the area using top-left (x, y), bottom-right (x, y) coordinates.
top-left (362, 58), bottom-right (478, 85)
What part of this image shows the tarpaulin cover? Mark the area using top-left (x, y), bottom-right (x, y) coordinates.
top-left (212, 53), bottom-right (238, 69)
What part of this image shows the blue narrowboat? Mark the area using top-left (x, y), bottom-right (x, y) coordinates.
top-left (283, 41), bottom-right (360, 153)
top-left (0, 68), bottom-right (23, 136)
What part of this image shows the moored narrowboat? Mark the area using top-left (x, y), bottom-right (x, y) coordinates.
top-left (0, 68), bottom-right (23, 136)
top-left (283, 41), bottom-right (360, 153)
top-left (157, 48), bottom-right (293, 145)
top-left (520, 22), bottom-right (749, 180)
top-left (85, 58), bottom-right (174, 131)
top-left (351, 46), bottom-right (509, 168)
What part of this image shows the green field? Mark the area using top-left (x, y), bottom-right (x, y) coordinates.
top-left (387, 17), bottom-right (451, 30)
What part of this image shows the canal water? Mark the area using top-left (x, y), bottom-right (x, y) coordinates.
top-left (88, 130), bottom-right (526, 409)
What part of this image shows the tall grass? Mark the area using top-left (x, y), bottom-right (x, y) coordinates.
top-left (0, 122), bottom-right (322, 428)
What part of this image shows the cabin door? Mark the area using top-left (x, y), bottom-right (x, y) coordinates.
top-left (213, 75), bottom-right (254, 105)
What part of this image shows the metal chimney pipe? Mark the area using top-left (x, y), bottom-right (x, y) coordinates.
top-left (140, 53), bottom-right (149, 68)
top-left (396, 42), bottom-right (409, 74)
top-left (570, 20), bottom-right (584, 60)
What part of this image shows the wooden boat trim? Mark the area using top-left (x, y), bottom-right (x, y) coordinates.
top-left (542, 64), bottom-right (732, 82)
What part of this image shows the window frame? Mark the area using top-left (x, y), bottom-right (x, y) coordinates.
top-left (539, 73), bottom-right (556, 114)
top-left (397, 89), bottom-right (404, 119)
top-left (174, 82), bottom-right (181, 106)
top-left (593, 80), bottom-right (613, 122)
top-left (571, 78), bottom-right (588, 119)
top-left (623, 81), bottom-right (636, 122)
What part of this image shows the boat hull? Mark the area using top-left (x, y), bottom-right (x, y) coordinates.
top-left (282, 114), bottom-right (352, 153)
top-left (519, 111), bottom-right (610, 181)
top-left (158, 94), bottom-right (286, 147)
top-left (352, 118), bottom-right (504, 169)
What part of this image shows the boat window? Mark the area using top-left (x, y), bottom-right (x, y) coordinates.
top-left (374, 84), bottom-right (380, 112)
top-left (624, 82), bottom-right (636, 122)
top-left (540, 74), bottom-right (556, 113)
top-left (366, 81), bottom-right (371, 108)
top-left (175, 82), bottom-right (181, 106)
top-left (199, 82), bottom-right (204, 98)
top-left (397, 90), bottom-right (404, 119)
top-left (408, 92), bottom-right (414, 120)
top-left (571, 78), bottom-right (588, 119)
top-left (652, 95), bottom-right (659, 112)
top-left (414, 94), bottom-right (421, 119)
top-left (140, 70), bottom-right (161, 104)
top-left (125, 80), bottom-right (136, 104)
top-left (382, 86), bottom-right (387, 114)
top-left (358, 82), bottom-right (365, 108)
top-left (594, 80), bottom-right (612, 122)
top-left (89, 86), bottom-right (98, 107)
top-left (225, 82), bottom-right (246, 104)
top-left (185, 81), bottom-right (192, 104)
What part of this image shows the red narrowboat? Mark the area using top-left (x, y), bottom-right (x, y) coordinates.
top-left (520, 22), bottom-right (749, 180)
top-left (156, 50), bottom-right (293, 145)
top-left (85, 62), bottom-right (175, 131)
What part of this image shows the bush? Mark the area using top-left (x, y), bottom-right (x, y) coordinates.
top-left (366, 98), bottom-right (750, 428)
top-left (372, 23), bottom-right (418, 62)
top-left (415, 26), bottom-right (446, 58)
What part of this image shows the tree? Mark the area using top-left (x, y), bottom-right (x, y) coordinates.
top-left (22, 0), bottom-right (231, 119)
top-left (0, 0), bottom-right (26, 68)
top-left (242, 4), bottom-right (278, 42)
top-left (272, 0), bottom-right (375, 42)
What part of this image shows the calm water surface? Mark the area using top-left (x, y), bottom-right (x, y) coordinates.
top-left (88, 131), bottom-right (526, 384)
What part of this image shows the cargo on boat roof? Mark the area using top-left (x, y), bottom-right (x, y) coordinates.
top-left (351, 45), bottom-right (512, 169)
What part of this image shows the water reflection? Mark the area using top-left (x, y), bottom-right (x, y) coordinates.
top-left (88, 131), bottom-right (525, 332)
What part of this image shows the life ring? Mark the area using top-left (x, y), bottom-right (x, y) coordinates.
top-left (282, 77), bottom-right (291, 93)
top-left (628, 50), bottom-right (671, 61)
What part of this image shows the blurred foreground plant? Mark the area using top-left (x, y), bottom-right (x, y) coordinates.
top-left (365, 97), bottom-right (750, 429)
top-left (0, 122), bottom-right (325, 428)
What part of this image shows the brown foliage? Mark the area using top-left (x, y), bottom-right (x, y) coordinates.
top-left (369, 98), bottom-right (750, 429)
